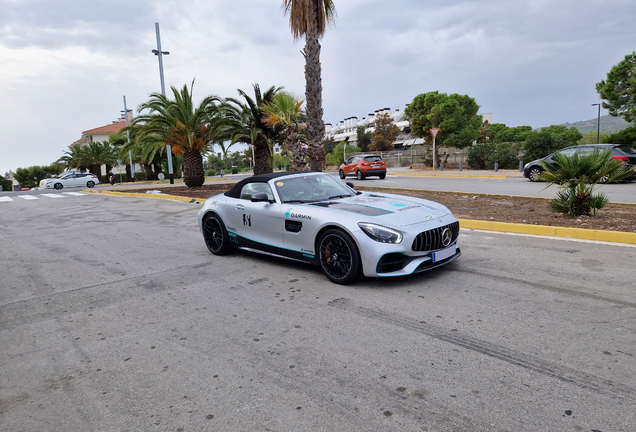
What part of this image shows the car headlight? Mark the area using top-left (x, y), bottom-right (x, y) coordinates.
top-left (358, 222), bottom-right (403, 244)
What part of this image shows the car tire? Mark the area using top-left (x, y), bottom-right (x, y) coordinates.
top-left (86, 181), bottom-right (95, 188)
top-left (528, 167), bottom-right (543, 182)
top-left (356, 170), bottom-right (364, 180)
top-left (202, 213), bottom-right (231, 255)
top-left (54, 183), bottom-right (63, 190)
top-left (379, 173), bottom-right (386, 179)
top-left (317, 228), bottom-right (362, 284)
top-left (339, 170), bottom-right (345, 179)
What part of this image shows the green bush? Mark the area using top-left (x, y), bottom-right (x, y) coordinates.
top-left (231, 167), bottom-right (239, 174)
top-left (467, 142), bottom-right (522, 169)
top-left (1, 178), bottom-right (12, 191)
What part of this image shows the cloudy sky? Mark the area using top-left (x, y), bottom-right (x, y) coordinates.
top-left (1, 0), bottom-right (634, 175)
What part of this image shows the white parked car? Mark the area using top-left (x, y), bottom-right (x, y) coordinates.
top-left (42, 173), bottom-right (100, 190)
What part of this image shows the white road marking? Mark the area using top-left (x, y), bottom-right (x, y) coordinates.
top-left (40, 193), bottom-right (64, 198)
top-left (0, 196), bottom-right (13, 202)
top-left (17, 195), bottom-right (39, 200)
top-left (63, 192), bottom-right (86, 196)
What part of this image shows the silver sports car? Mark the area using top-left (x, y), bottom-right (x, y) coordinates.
top-left (197, 171), bottom-right (460, 284)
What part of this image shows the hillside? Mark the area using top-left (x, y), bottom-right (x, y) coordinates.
top-left (557, 115), bottom-right (632, 135)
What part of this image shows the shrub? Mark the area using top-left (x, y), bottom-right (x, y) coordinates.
top-left (467, 142), bottom-right (522, 169)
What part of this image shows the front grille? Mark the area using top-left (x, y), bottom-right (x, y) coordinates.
top-left (411, 221), bottom-right (460, 252)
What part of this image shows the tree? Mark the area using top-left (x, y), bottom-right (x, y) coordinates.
top-left (404, 91), bottom-right (482, 149)
top-left (220, 84), bottom-right (283, 175)
top-left (579, 131), bottom-right (609, 144)
top-left (262, 92), bottom-right (308, 171)
top-left (282, 0), bottom-right (336, 172)
top-left (356, 125), bottom-right (372, 152)
top-left (596, 52), bottom-right (636, 122)
top-left (323, 136), bottom-right (337, 154)
top-left (58, 141), bottom-right (118, 176)
top-left (497, 125), bottom-right (532, 142)
top-left (14, 164), bottom-right (63, 188)
top-left (540, 150), bottom-right (633, 216)
top-left (133, 81), bottom-right (221, 187)
top-left (325, 141), bottom-right (359, 166)
top-left (603, 125), bottom-right (636, 146)
top-left (523, 126), bottom-right (582, 162)
top-left (370, 112), bottom-right (399, 151)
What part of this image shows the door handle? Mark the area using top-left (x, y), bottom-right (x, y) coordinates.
top-left (235, 204), bottom-right (245, 210)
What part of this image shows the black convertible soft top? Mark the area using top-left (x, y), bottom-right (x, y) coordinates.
top-left (224, 171), bottom-right (316, 198)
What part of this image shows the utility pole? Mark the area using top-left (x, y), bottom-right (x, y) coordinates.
top-left (153, 22), bottom-right (174, 184)
top-left (123, 96), bottom-right (135, 181)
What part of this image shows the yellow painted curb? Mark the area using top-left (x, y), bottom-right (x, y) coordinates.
top-left (86, 189), bottom-right (204, 203)
top-left (459, 219), bottom-right (636, 245)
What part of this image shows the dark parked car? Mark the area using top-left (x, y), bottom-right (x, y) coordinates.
top-left (523, 144), bottom-right (636, 182)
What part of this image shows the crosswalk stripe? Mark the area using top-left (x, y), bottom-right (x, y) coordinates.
top-left (63, 192), bottom-right (86, 196)
top-left (18, 195), bottom-right (39, 200)
top-left (40, 193), bottom-right (64, 198)
top-left (0, 196), bottom-right (13, 202)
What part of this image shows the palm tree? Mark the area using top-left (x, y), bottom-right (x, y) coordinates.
top-left (262, 92), bottom-right (308, 171)
top-left (133, 81), bottom-right (221, 187)
top-left (540, 149), bottom-right (633, 216)
top-left (282, 0), bottom-right (336, 172)
top-left (58, 141), bottom-right (118, 177)
top-left (219, 84), bottom-right (283, 175)
top-left (58, 144), bottom-right (90, 172)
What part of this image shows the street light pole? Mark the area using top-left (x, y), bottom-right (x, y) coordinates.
top-left (122, 96), bottom-right (135, 182)
top-left (592, 103), bottom-right (601, 144)
top-left (153, 22), bottom-right (174, 184)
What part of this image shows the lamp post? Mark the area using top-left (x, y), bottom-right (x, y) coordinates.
top-left (592, 103), bottom-right (601, 144)
top-left (152, 22), bottom-right (174, 184)
top-left (122, 96), bottom-right (135, 182)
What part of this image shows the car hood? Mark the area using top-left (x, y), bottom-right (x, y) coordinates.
top-left (309, 192), bottom-right (451, 227)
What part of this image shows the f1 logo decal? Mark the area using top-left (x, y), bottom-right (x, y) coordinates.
top-left (243, 214), bottom-right (251, 226)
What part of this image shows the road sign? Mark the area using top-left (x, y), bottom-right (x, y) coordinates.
top-left (430, 128), bottom-right (440, 137)
top-left (248, 157), bottom-right (252, 161)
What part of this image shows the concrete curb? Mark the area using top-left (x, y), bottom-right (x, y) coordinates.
top-left (82, 189), bottom-right (636, 246)
top-left (459, 219), bottom-right (636, 245)
top-left (389, 173), bottom-right (509, 179)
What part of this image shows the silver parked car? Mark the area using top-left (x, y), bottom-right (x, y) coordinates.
top-left (42, 173), bottom-right (100, 190)
top-left (198, 172), bottom-right (460, 284)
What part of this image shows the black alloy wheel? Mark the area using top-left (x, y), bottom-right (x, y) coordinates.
top-left (202, 213), bottom-right (231, 255)
top-left (528, 167), bottom-right (543, 182)
top-left (318, 229), bottom-right (361, 284)
top-left (87, 181), bottom-right (95, 188)
top-left (54, 183), bottom-right (63, 190)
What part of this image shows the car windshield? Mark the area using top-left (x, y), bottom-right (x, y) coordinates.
top-left (275, 174), bottom-right (355, 203)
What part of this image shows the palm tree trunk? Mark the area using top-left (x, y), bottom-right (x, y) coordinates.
top-left (183, 149), bottom-right (205, 187)
top-left (304, 26), bottom-right (326, 172)
top-left (285, 129), bottom-right (308, 171)
top-left (253, 142), bottom-right (273, 175)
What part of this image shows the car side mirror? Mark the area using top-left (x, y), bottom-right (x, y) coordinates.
top-left (346, 182), bottom-right (355, 189)
top-left (251, 193), bottom-right (270, 202)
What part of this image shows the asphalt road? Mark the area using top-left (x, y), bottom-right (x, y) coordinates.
top-left (1, 193), bottom-right (635, 431)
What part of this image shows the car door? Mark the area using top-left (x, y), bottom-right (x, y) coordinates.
top-left (225, 182), bottom-right (284, 251)
top-left (343, 156), bottom-right (359, 176)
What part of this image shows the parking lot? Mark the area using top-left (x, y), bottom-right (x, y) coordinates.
top-left (1, 193), bottom-right (635, 431)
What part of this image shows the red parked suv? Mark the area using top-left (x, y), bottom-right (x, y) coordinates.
top-left (339, 154), bottom-right (387, 180)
